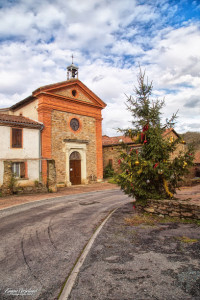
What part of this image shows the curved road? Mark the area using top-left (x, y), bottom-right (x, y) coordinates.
top-left (0, 189), bottom-right (131, 299)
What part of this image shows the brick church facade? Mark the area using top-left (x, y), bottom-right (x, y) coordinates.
top-left (0, 62), bottom-right (106, 188)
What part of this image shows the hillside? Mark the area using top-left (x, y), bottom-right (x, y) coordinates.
top-left (180, 131), bottom-right (200, 150)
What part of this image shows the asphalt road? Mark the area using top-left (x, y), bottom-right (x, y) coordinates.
top-left (0, 189), bottom-right (131, 300)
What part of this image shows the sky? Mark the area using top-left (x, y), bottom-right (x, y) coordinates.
top-left (0, 0), bottom-right (200, 136)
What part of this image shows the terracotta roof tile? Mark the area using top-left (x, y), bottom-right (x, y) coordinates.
top-left (103, 128), bottom-right (180, 147)
top-left (102, 135), bottom-right (135, 146)
top-left (0, 114), bottom-right (43, 129)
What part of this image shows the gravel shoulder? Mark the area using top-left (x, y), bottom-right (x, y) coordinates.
top-left (69, 202), bottom-right (200, 300)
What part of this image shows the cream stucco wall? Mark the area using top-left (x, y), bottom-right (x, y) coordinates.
top-left (12, 99), bottom-right (39, 121)
top-left (0, 125), bottom-right (40, 185)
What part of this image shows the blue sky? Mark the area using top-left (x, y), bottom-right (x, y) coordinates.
top-left (0, 0), bottom-right (200, 135)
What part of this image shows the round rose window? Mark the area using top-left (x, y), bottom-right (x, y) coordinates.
top-left (70, 118), bottom-right (79, 131)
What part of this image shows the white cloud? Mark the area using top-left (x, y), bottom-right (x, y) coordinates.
top-left (0, 0), bottom-right (200, 136)
top-left (102, 102), bottom-right (132, 136)
top-left (142, 23), bottom-right (200, 85)
top-left (0, 7), bottom-right (33, 37)
top-left (111, 40), bottom-right (144, 56)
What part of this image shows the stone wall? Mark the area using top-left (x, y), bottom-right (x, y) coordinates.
top-left (136, 199), bottom-right (200, 220)
top-left (1, 160), bottom-right (49, 195)
top-left (102, 130), bottom-right (187, 176)
top-left (1, 161), bottom-right (13, 195)
top-left (47, 159), bottom-right (57, 192)
top-left (51, 110), bottom-right (97, 184)
top-left (103, 145), bottom-right (121, 174)
top-left (13, 184), bottom-right (47, 194)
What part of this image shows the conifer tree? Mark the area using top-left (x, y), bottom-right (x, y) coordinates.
top-left (117, 70), bottom-right (194, 201)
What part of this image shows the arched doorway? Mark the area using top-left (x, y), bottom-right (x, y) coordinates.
top-left (70, 151), bottom-right (81, 185)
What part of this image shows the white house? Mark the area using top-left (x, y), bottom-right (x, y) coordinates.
top-left (0, 114), bottom-right (43, 187)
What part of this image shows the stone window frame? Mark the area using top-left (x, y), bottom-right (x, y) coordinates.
top-left (64, 143), bottom-right (88, 186)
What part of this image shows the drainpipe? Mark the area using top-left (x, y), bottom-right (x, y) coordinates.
top-left (39, 124), bottom-right (44, 181)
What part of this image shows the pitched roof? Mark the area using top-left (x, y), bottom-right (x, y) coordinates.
top-left (162, 128), bottom-right (180, 138)
top-left (102, 128), bottom-right (179, 147)
top-left (0, 107), bottom-right (10, 113)
top-left (10, 95), bottom-right (35, 111)
top-left (102, 135), bottom-right (136, 146)
top-left (33, 79), bottom-right (106, 108)
top-left (0, 114), bottom-right (43, 129)
top-left (10, 79), bottom-right (106, 111)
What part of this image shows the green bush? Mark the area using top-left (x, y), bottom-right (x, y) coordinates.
top-left (103, 163), bottom-right (115, 178)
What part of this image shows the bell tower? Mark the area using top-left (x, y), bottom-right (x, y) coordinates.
top-left (67, 54), bottom-right (79, 80)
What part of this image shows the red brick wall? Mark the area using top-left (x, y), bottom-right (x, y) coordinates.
top-left (96, 118), bottom-right (103, 180)
top-left (37, 93), bottom-right (104, 182)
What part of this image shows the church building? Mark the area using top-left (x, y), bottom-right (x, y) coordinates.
top-left (0, 62), bottom-right (106, 187)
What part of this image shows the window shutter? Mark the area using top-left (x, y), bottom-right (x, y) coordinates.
top-left (12, 129), bottom-right (17, 147)
top-left (12, 128), bottom-right (22, 148)
top-left (20, 162), bottom-right (25, 178)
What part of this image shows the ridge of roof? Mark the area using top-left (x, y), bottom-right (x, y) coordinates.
top-left (10, 95), bottom-right (35, 111)
top-left (33, 78), bottom-right (106, 108)
top-left (9, 78), bottom-right (106, 111)
top-left (33, 79), bottom-right (70, 93)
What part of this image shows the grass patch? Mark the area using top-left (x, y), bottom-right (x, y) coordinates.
top-left (125, 213), bottom-right (200, 226)
top-left (125, 214), bottom-right (161, 226)
top-left (175, 236), bottom-right (199, 243)
top-left (107, 177), bottom-right (118, 184)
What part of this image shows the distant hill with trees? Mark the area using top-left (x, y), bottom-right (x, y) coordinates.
top-left (180, 131), bottom-right (200, 150)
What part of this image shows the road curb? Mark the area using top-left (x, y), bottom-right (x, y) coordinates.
top-left (59, 208), bottom-right (118, 300)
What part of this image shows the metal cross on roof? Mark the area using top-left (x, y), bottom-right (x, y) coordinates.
top-left (67, 54), bottom-right (79, 80)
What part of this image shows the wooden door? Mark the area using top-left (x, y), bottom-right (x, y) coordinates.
top-left (70, 160), bottom-right (81, 185)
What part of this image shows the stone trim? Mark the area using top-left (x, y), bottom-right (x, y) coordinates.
top-left (63, 139), bottom-right (89, 144)
top-left (64, 142), bottom-right (87, 186)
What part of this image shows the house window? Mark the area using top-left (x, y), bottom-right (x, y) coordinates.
top-left (109, 159), bottom-right (113, 166)
top-left (12, 128), bottom-right (22, 148)
top-left (12, 162), bottom-right (26, 178)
